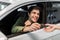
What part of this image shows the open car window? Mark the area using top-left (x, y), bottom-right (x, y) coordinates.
top-left (0, 2), bottom-right (45, 36)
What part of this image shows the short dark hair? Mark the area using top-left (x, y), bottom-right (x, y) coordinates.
top-left (28, 6), bottom-right (41, 14)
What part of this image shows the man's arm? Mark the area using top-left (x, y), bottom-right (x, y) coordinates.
top-left (11, 26), bottom-right (24, 33)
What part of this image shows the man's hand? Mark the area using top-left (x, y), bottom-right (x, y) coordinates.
top-left (30, 23), bottom-right (41, 31)
top-left (25, 20), bottom-right (31, 26)
top-left (23, 23), bottom-right (41, 32)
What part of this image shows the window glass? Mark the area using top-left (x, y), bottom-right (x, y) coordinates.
top-left (46, 2), bottom-right (60, 24)
top-left (0, 2), bottom-right (10, 11)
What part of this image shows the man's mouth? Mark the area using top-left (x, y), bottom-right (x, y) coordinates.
top-left (34, 18), bottom-right (36, 20)
top-left (33, 17), bottom-right (38, 21)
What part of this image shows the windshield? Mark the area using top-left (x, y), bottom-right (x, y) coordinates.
top-left (0, 2), bottom-right (10, 11)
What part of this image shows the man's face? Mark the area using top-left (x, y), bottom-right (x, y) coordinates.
top-left (29, 9), bottom-right (40, 23)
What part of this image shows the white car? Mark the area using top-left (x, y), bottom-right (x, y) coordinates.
top-left (0, 0), bottom-right (60, 40)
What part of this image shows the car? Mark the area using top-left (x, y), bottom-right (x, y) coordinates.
top-left (0, 0), bottom-right (60, 40)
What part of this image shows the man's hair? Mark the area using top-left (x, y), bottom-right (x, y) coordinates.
top-left (28, 6), bottom-right (41, 14)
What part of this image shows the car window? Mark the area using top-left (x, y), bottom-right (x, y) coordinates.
top-left (8, 2), bottom-right (60, 38)
top-left (0, 2), bottom-right (46, 37)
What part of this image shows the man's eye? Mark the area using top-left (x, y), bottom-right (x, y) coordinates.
top-left (33, 12), bottom-right (36, 14)
top-left (37, 13), bottom-right (40, 15)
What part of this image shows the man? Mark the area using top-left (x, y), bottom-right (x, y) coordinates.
top-left (12, 6), bottom-right (42, 33)
top-left (23, 6), bottom-right (41, 32)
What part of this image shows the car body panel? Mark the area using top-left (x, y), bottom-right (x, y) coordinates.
top-left (8, 29), bottom-right (60, 40)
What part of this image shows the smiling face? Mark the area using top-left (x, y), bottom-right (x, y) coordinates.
top-left (28, 9), bottom-right (40, 23)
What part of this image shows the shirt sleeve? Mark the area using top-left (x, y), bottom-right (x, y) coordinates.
top-left (11, 26), bottom-right (24, 33)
